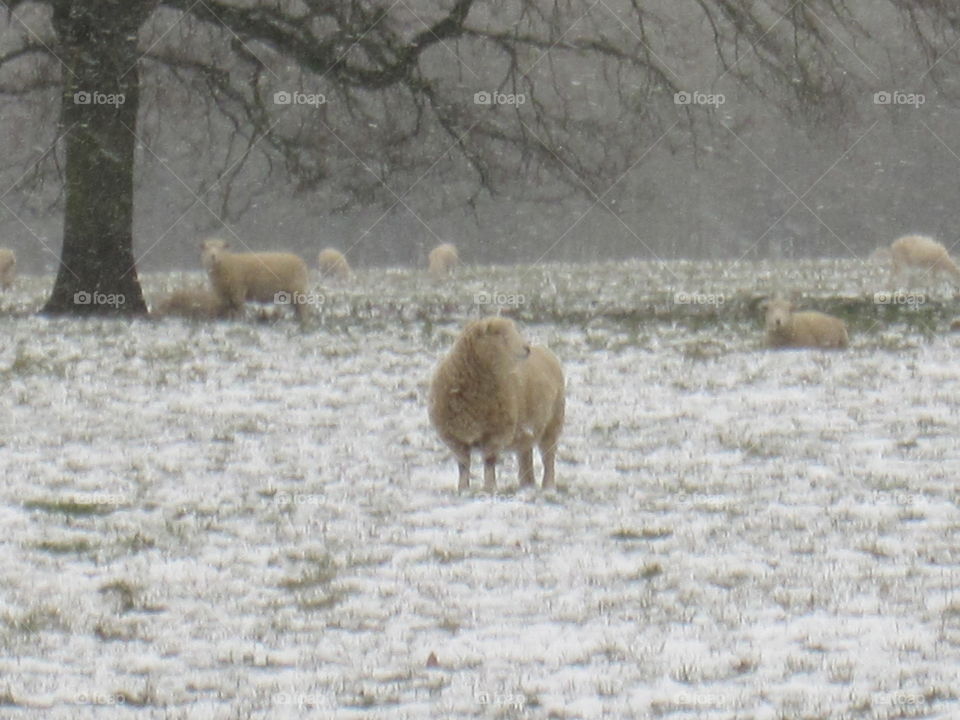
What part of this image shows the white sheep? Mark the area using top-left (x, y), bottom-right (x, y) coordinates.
top-left (201, 238), bottom-right (310, 319)
top-left (889, 234), bottom-right (960, 284)
top-left (318, 248), bottom-right (351, 280)
top-left (0, 249), bottom-right (15, 290)
top-left (152, 285), bottom-right (222, 320)
top-left (764, 297), bottom-right (849, 349)
top-left (428, 317), bottom-right (565, 491)
top-left (428, 243), bottom-right (459, 277)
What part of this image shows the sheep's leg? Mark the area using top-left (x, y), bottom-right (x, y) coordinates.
top-left (483, 455), bottom-right (498, 493)
top-left (540, 443), bottom-right (556, 489)
top-left (518, 449), bottom-right (535, 487)
top-left (451, 444), bottom-right (470, 492)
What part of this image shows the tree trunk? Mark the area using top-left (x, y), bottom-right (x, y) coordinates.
top-left (43, 1), bottom-right (153, 316)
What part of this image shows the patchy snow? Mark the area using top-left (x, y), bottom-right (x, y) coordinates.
top-left (0, 261), bottom-right (959, 718)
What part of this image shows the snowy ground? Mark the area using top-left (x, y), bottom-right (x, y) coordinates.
top-left (1, 260), bottom-right (959, 719)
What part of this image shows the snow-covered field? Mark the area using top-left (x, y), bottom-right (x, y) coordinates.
top-left (1, 259), bottom-right (959, 719)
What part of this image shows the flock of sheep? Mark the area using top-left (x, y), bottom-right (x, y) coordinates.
top-left (427, 233), bottom-right (959, 491)
top-left (0, 233), bottom-right (958, 491)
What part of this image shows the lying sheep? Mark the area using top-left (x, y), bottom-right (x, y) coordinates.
top-left (318, 248), bottom-right (351, 280)
top-left (428, 243), bottom-right (459, 277)
top-left (890, 234), bottom-right (960, 283)
top-left (428, 317), bottom-right (565, 491)
top-left (201, 238), bottom-right (310, 319)
top-left (152, 286), bottom-right (222, 320)
top-left (0, 249), bottom-right (15, 290)
top-left (764, 297), bottom-right (849, 349)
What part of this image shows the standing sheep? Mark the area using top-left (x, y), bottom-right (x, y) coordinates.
top-left (889, 234), bottom-right (960, 283)
top-left (429, 317), bottom-right (565, 492)
top-left (764, 297), bottom-right (849, 349)
top-left (428, 243), bottom-right (459, 277)
top-left (201, 238), bottom-right (310, 320)
top-left (0, 249), bottom-right (15, 290)
top-left (318, 248), bottom-right (352, 280)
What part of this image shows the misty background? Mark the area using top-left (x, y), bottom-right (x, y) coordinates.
top-left (0, 0), bottom-right (957, 275)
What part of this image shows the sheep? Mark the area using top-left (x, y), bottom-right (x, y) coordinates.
top-left (428, 243), bottom-right (459, 277)
top-left (0, 249), bottom-right (15, 290)
top-left (889, 234), bottom-right (960, 284)
top-left (764, 297), bottom-right (849, 349)
top-left (318, 247), bottom-right (351, 280)
top-left (201, 238), bottom-right (310, 319)
top-left (428, 317), bottom-right (565, 492)
top-left (152, 286), bottom-right (222, 320)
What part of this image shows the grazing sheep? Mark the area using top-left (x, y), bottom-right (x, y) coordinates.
top-left (318, 248), bottom-right (351, 280)
top-left (152, 286), bottom-right (222, 320)
top-left (890, 234), bottom-right (960, 283)
top-left (764, 297), bottom-right (849, 349)
top-left (201, 238), bottom-right (310, 319)
top-left (428, 317), bottom-right (565, 492)
top-left (0, 249), bottom-right (15, 290)
top-left (428, 243), bottom-right (459, 277)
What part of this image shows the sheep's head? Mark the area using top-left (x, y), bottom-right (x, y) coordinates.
top-left (201, 238), bottom-right (229, 272)
top-left (764, 298), bottom-right (794, 334)
top-left (464, 316), bottom-right (531, 366)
